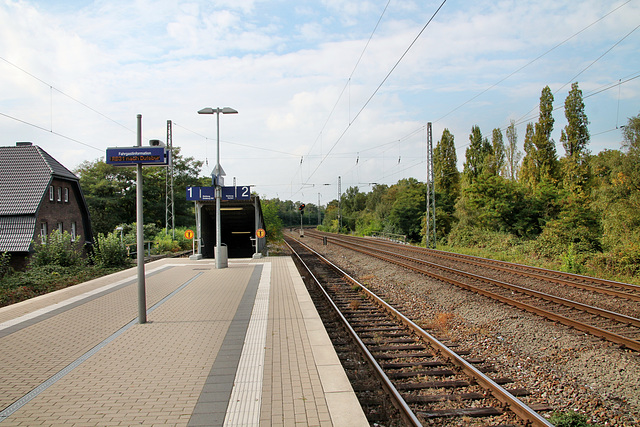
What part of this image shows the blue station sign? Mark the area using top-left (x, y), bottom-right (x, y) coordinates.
top-left (106, 146), bottom-right (169, 166)
top-left (186, 186), bottom-right (251, 201)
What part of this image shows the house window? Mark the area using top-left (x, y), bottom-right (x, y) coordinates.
top-left (57, 222), bottom-right (63, 233)
top-left (71, 222), bottom-right (77, 241)
top-left (40, 222), bottom-right (48, 243)
top-left (57, 187), bottom-right (62, 202)
top-left (49, 186), bottom-right (54, 201)
top-left (64, 188), bottom-right (69, 203)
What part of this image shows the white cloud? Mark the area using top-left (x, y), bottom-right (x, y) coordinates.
top-left (1, 0), bottom-right (638, 203)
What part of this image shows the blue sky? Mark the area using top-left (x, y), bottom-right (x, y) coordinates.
top-left (1, 0), bottom-right (639, 205)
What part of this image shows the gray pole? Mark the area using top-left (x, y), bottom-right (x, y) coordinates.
top-left (215, 110), bottom-right (223, 269)
top-left (136, 114), bottom-right (147, 324)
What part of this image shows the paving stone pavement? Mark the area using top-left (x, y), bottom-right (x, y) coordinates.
top-left (0, 257), bottom-right (367, 426)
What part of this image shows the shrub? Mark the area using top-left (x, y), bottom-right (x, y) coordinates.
top-left (447, 225), bottom-right (520, 252)
top-left (30, 230), bottom-right (85, 268)
top-left (153, 232), bottom-right (180, 253)
top-left (0, 252), bottom-right (11, 279)
top-left (549, 411), bottom-right (598, 427)
top-left (91, 232), bottom-right (130, 268)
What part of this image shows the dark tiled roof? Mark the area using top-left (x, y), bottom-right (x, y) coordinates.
top-left (0, 216), bottom-right (35, 252)
top-left (0, 145), bottom-right (78, 215)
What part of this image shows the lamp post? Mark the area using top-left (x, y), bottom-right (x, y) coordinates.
top-left (198, 107), bottom-right (238, 269)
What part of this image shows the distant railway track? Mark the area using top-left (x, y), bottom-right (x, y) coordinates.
top-left (304, 230), bottom-right (640, 352)
top-left (285, 235), bottom-right (554, 426)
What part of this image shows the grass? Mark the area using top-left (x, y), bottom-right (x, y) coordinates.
top-left (436, 243), bottom-right (640, 286)
top-left (0, 264), bottom-right (127, 308)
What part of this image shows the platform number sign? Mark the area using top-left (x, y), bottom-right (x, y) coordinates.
top-left (186, 186), bottom-right (251, 201)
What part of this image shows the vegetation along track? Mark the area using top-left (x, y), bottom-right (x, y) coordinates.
top-left (285, 235), bottom-right (554, 426)
top-left (304, 230), bottom-right (640, 353)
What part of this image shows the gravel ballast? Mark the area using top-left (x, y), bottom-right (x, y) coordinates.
top-left (294, 236), bottom-right (640, 426)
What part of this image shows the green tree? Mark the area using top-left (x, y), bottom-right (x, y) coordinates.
top-left (261, 199), bottom-right (284, 243)
top-left (463, 125), bottom-right (492, 183)
top-left (76, 148), bottom-right (203, 236)
top-left (456, 175), bottom-right (541, 238)
top-left (534, 85), bottom-right (560, 183)
top-left (521, 86), bottom-right (559, 189)
top-left (486, 128), bottom-right (506, 176)
top-left (622, 114), bottom-right (640, 153)
top-left (340, 186), bottom-right (366, 231)
top-left (560, 82), bottom-right (591, 196)
top-left (387, 178), bottom-right (425, 242)
top-left (434, 128), bottom-right (460, 207)
top-left (504, 120), bottom-right (521, 180)
top-left (520, 123), bottom-right (537, 188)
top-left (75, 160), bottom-right (136, 236)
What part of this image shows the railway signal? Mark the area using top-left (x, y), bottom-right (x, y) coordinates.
top-left (298, 204), bottom-right (305, 237)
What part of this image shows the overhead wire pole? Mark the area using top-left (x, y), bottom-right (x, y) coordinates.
top-left (166, 120), bottom-right (175, 239)
top-left (425, 123), bottom-right (436, 249)
top-left (338, 176), bottom-right (342, 231)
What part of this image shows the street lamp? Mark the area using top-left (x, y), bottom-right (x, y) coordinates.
top-left (198, 107), bottom-right (238, 269)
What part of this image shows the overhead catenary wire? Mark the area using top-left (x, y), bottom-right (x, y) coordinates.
top-left (292, 1), bottom-right (448, 199)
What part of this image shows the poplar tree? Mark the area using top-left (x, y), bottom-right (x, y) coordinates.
top-left (505, 120), bottom-right (521, 180)
top-left (433, 128), bottom-right (460, 203)
top-left (487, 128), bottom-right (506, 176)
top-left (519, 86), bottom-right (560, 189)
top-left (519, 123), bottom-right (537, 188)
top-left (463, 125), bottom-right (492, 183)
top-left (560, 82), bottom-right (590, 195)
top-left (534, 85), bottom-right (559, 183)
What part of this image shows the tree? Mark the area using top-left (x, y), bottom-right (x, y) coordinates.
top-left (560, 82), bottom-right (590, 196)
top-left (387, 178), bottom-right (425, 242)
top-left (341, 186), bottom-right (366, 231)
top-left (519, 86), bottom-right (559, 190)
top-left (622, 113), bottom-right (640, 155)
top-left (463, 125), bottom-right (492, 183)
top-left (520, 122), bottom-right (537, 188)
top-left (533, 85), bottom-right (560, 183)
top-left (505, 120), bottom-right (521, 180)
top-left (260, 199), bottom-right (284, 243)
top-left (76, 147), bottom-right (203, 236)
top-left (433, 128), bottom-right (460, 209)
top-left (75, 160), bottom-right (136, 236)
top-left (486, 128), bottom-right (506, 176)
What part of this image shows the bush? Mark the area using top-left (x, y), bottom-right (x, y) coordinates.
top-left (91, 232), bottom-right (130, 268)
top-left (549, 411), bottom-right (598, 427)
top-left (153, 232), bottom-right (180, 253)
top-left (447, 225), bottom-right (520, 252)
top-left (0, 252), bottom-right (11, 279)
top-left (589, 244), bottom-right (640, 281)
top-left (30, 230), bottom-right (85, 268)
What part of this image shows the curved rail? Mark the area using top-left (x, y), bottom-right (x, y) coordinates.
top-left (308, 230), bottom-right (640, 299)
top-left (305, 231), bottom-right (640, 352)
top-left (286, 236), bottom-right (554, 427)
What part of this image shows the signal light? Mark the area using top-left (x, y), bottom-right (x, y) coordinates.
top-left (299, 203), bottom-right (305, 211)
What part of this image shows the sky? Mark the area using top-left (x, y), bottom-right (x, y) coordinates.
top-left (1, 0), bottom-right (639, 206)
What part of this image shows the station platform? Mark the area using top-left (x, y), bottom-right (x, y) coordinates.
top-left (0, 257), bottom-right (368, 426)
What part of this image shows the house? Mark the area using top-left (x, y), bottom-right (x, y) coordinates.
top-left (0, 142), bottom-right (93, 270)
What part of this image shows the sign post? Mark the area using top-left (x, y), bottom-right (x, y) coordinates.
top-left (106, 115), bottom-right (169, 324)
top-left (185, 229), bottom-right (195, 257)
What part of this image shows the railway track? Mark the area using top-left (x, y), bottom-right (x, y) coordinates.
top-left (304, 230), bottom-right (640, 352)
top-left (309, 231), bottom-right (640, 304)
top-left (285, 235), bottom-right (554, 426)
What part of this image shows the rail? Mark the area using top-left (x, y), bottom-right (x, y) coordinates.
top-left (286, 235), bottom-right (554, 426)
